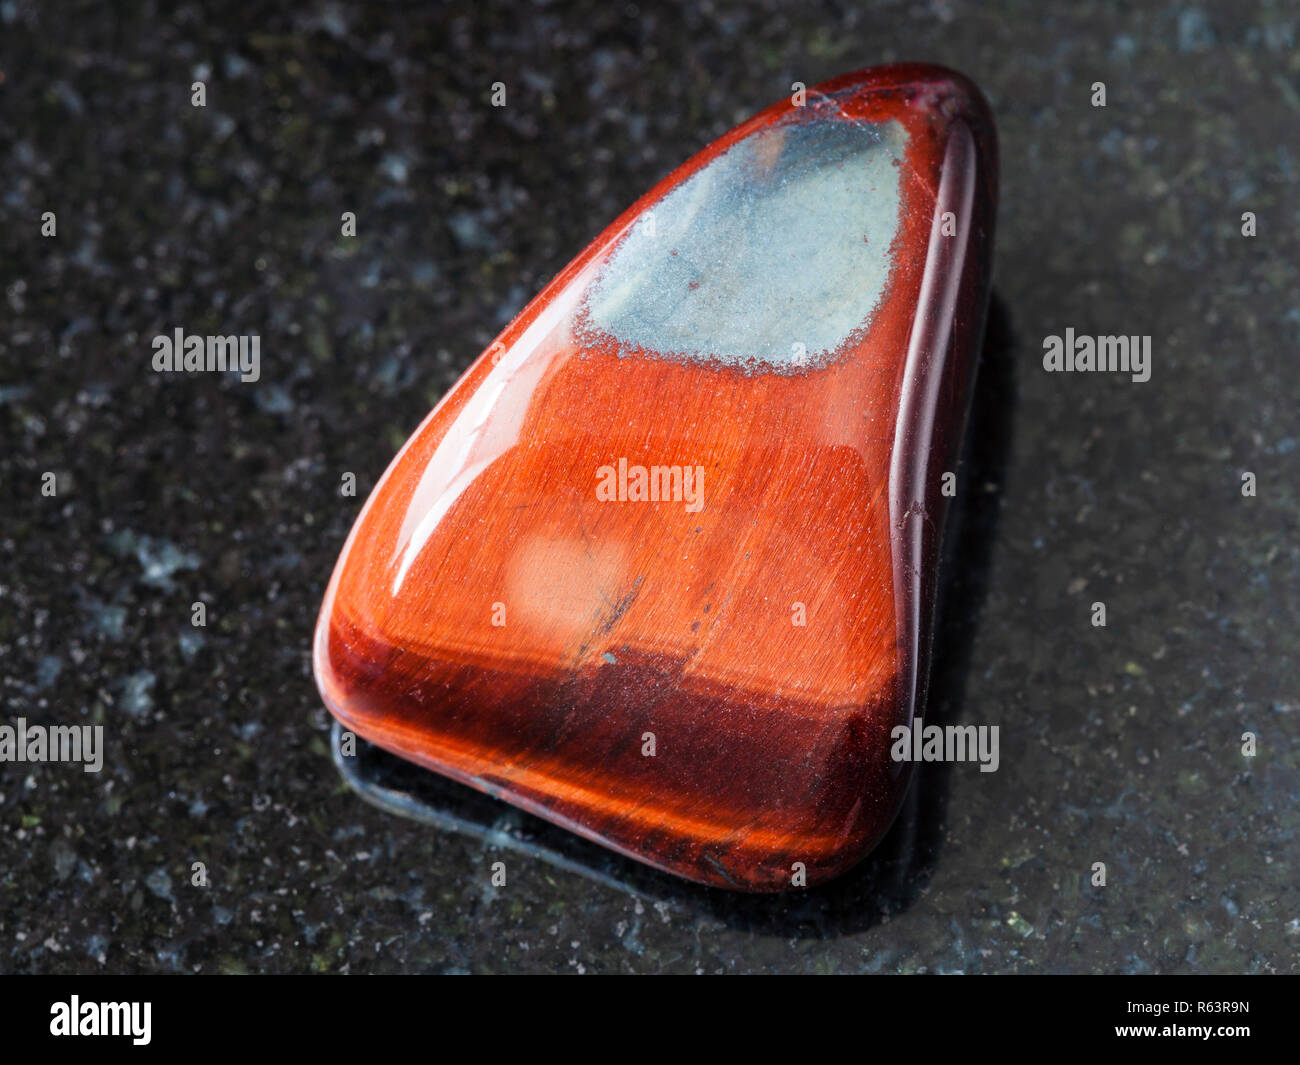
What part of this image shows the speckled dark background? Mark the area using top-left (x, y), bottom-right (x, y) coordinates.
top-left (1, 0), bottom-right (1296, 974)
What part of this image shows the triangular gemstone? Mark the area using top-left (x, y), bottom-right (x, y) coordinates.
top-left (314, 63), bottom-right (997, 891)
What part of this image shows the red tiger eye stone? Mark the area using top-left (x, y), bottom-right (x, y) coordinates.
top-left (314, 63), bottom-right (997, 891)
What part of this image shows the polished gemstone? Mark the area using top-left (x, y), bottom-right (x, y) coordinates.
top-left (314, 63), bottom-right (998, 892)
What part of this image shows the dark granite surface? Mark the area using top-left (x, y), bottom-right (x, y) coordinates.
top-left (1, 0), bottom-right (1296, 973)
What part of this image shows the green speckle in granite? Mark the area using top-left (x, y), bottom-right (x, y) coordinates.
top-left (0, 0), bottom-right (1296, 973)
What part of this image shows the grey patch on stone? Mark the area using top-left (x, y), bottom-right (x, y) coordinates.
top-left (135, 536), bottom-right (200, 589)
top-left (178, 630), bottom-right (206, 661)
top-left (88, 601), bottom-right (127, 641)
top-left (585, 115), bottom-right (908, 370)
top-left (120, 671), bottom-right (156, 717)
top-left (1177, 9), bottom-right (1216, 53)
top-left (448, 209), bottom-right (495, 251)
top-left (411, 259), bottom-right (439, 288)
top-left (1111, 34), bottom-right (1138, 62)
top-left (380, 153), bottom-right (410, 185)
top-left (145, 867), bottom-right (173, 901)
top-left (52, 841), bottom-right (77, 881)
top-left (52, 81), bottom-right (84, 115)
top-left (86, 934), bottom-right (108, 963)
top-left (495, 283), bottom-right (528, 325)
top-left (255, 383), bottom-right (294, 414)
top-left (223, 52), bottom-right (251, 79)
top-left (36, 655), bottom-right (63, 689)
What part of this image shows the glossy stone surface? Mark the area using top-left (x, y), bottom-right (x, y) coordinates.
top-left (314, 63), bottom-right (997, 891)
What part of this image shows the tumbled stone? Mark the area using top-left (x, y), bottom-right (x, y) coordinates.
top-left (314, 63), bottom-right (998, 891)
